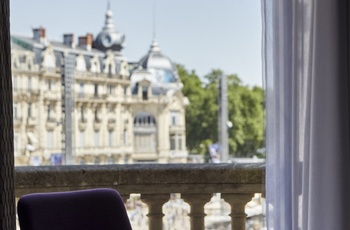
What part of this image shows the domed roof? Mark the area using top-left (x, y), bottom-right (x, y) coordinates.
top-left (93, 3), bottom-right (125, 52)
top-left (138, 40), bottom-right (178, 83)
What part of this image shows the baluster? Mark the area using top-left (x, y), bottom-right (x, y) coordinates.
top-left (141, 194), bottom-right (169, 230)
top-left (222, 193), bottom-right (254, 230)
top-left (181, 193), bottom-right (212, 230)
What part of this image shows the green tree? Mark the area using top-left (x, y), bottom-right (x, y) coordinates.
top-left (177, 65), bottom-right (208, 154)
top-left (178, 65), bottom-right (265, 158)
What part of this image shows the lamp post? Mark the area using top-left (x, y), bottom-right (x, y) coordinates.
top-left (61, 54), bottom-right (75, 165)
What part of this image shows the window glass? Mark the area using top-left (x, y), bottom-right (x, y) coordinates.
top-left (46, 131), bottom-right (53, 149)
top-left (80, 131), bottom-right (85, 147)
top-left (94, 131), bottom-right (99, 147)
top-left (27, 76), bottom-right (31, 91)
top-left (170, 134), bottom-right (176, 150)
top-left (108, 131), bottom-right (113, 147)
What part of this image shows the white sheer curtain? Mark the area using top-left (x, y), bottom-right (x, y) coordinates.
top-left (263, 0), bottom-right (350, 229)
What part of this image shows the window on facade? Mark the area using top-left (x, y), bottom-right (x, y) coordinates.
top-left (108, 130), bottom-right (113, 147)
top-left (27, 103), bottom-right (32, 118)
top-left (123, 86), bottom-right (128, 95)
top-left (170, 111), bottom-right (178, 126)
top-left (108, 64), bottom-right (112, 76)
top-left (27, 76), bottom-right (32, 92)
top-left (94, 109), bottom-right (99, 122)
top-left (47, 131), bottom-right (53, 149)
top-left (80, 131), bottom-right (85, 147)
top-left (94, 157), bottom-right (100, 165)
top-left (170, 134), bottom-right (176, 150)
top-left (79, 83), bottom-right (84, 97)
top-left (48, 80), bottom-right (52, 90)
top-left (94, 131), bottom-right (99, 147)
top-left (134, 133), bottom-right (156, 151)
top-left (142, 86), bottom-right (148, 100)
top-left (94, 84), bottom-right (98, 97)
top-left (47, 104), bottom-right (51, 120)
top-left (115, 62), bottom-right (121, 73)
top-left (80, 106), bottom-right (84, 121)
top-left (123, 129), bottom-right (128, 145)
top-left (178, 135), bottom-right (182, 151)
top-left (134, 113), bottom-right (156, 127)
top-left (107, 85), bottom-right (114, 94)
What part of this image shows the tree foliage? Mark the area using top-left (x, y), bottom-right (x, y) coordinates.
top-left (178, 65), bottom-right (265, 158)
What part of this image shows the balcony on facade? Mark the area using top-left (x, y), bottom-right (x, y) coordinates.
top-left (26, 116), bottom-right (37, 127)
top-left (13, 88), bottom-right (40, 101)
top-left (93, 122), bottom-right (101, 131)
top-left (169, 124), bottom-right (185, 133)
top-left (132, 94), bottom-right (169, 105)
top-left (75, 92), bottom-right (108, 102)
top-left (43, 90), bottom-right (60, 100)
top-left (40, 67), bottom-right (61, 77)
top-left (75, 71), bottom-right (129, 82)
top-left (78, 118), bottom-right (88, 131)
top-left (46, 117), bottom-right (58, 131)
top-left (15, 163), bottom-right (265, 230)
top-left (107, 118), bottom-right (116, 130)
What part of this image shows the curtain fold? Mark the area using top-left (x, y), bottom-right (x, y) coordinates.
top-left (263, 0), bottom-right (350, 229)
top-left (0, 0), bottom-right (16, 229)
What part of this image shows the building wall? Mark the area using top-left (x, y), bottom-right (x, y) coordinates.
top-left (12, 41), bottom-right (187, 166)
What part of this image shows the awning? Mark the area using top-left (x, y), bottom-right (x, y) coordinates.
top-left (27, 132), bottom-right (38, 144)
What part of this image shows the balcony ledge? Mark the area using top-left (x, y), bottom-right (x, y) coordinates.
top-left (15, 163), bottom-right (265, 197)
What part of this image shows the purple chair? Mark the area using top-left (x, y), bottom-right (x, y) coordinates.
top-left (17, 188), bottom-right (132, 230)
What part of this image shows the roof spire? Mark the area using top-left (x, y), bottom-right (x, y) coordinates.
top-left (152, 3), bottom-right (156, 41)
top-left (104, 1), bottom-right (115, 31)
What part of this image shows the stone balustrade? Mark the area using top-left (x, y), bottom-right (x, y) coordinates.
top-left (15, 163), bottom-right (265, 230)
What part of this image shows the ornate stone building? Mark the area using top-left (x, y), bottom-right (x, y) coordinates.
top-left (11, 5), bottom-right (188, 166)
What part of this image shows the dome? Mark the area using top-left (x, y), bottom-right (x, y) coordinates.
top-left (93, 3), bottom-right (125, 52)
top-left (137, 40), bottom-right (178, 83)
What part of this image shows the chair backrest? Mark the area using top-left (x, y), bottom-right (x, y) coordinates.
top-left (17, 188), bottom-right (132, 230)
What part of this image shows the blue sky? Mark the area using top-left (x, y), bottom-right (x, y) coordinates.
top-left (10, 0), bottom-right (262, 87)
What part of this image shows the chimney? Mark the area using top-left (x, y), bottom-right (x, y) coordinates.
top-left (78, 33), bottom-right (93, 51)
top-left (63, 34), bottom-right (75, 48)
top-left (33, 27), bottom-right (47, 44)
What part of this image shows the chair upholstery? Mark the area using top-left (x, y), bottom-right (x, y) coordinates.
top-left (17, 188), bottom-right (132, 230)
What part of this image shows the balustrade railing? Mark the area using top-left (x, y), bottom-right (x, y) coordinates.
top-left (15, 163), bottom-right (265, 230)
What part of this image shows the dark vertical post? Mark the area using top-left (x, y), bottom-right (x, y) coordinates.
top-left (0, 0), bottom-right (16, 229)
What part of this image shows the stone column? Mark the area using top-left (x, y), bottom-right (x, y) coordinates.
top-left (222, 193), bottom-right (254, 230)
top-left (182, 193), bottom-right (212, 230)
top-left (0, 1), bottom-right (16, 229)
top-left (141, 194), bottom-right (169, 230)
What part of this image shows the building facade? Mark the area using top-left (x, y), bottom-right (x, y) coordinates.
top-left (11, 5), bottom-right (188, 166)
